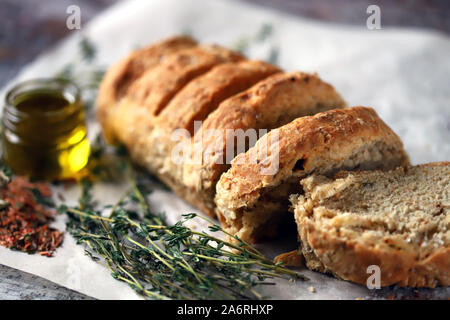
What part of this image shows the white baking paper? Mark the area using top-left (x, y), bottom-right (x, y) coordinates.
top-left (0, 0), bottom-right (449, 300)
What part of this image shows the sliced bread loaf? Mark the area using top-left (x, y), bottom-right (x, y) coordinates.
top-left (97, 36), bottom-right (347, 219)
top-left (215, 107), bottom-right (410, 243)
top-left (290, 162), bottom-right (449, 287)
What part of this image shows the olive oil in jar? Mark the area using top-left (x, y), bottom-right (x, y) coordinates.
top-left (2, 78), bottom-right (90, 180)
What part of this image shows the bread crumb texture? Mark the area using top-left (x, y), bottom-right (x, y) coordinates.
top-left (293, 162), bottom-right (450, 287)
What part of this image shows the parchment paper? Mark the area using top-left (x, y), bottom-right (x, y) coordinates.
top-left (0, 0), bottom-right (449, 300)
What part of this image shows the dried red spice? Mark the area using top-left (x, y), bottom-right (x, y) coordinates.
top-left (0, 176), bottom-right (63, 257)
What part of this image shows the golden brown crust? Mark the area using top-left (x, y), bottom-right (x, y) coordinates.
top-left (293, 162), bottom-right (450, 287)
top-left (183, 72), bottom-right (346, 216)
top-left (103, 44), bottom-right (243, 167)
top-left (157, 60), bottom-right (281, 133)
top-left (127, 45), bottom-right (244, 118)
top-left (300, 222), bottom-right (419, 285)
top-left (96, 36), bottom-right (197, 142)
top-left (215, 107), bottom-right (410, 243)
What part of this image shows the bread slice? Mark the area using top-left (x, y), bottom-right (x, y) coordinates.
top-left (215, 107), bottom-right (410, 243)
top-left (183, 72), bottom-right (347, 216)
top-left (291, 162), bottom-right (449, 287)
top-left (97, 35), bottom-right (197, 143)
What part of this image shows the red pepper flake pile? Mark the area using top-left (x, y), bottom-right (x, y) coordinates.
top-left (0, 176), bottom-right (63, 257)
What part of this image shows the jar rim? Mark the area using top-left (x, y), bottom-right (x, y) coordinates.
top-left (4, 78), bottom-right (81, 118)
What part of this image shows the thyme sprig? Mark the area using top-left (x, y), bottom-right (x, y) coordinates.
top-left (63, 156), bottom-right (307, 300)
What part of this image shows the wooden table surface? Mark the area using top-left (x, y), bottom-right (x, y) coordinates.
top-left (0, 0), bottom-right (449, 300)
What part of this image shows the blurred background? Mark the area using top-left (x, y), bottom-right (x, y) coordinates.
top-left (1, 0), bottom-right (449, 88)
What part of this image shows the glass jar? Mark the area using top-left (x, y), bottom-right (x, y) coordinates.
top-left (2, 78), bottom-right (90, 180)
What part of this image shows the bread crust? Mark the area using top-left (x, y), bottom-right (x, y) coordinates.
top-left (97, 36), bottom-right (197, 142)
top-left (158, 60), bottom-right (281, 133)
top-left (128, 45), bottom-right (244, 117)
top-left (215, 107), bottom-right (410, 243)
top-left (105, 44), bottom-right (243, 166)
top-left (183, 72), bottom-right (347, 216)
top-left (293, 162), bottom-right (450, 288)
